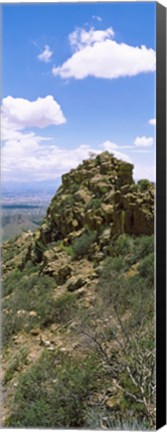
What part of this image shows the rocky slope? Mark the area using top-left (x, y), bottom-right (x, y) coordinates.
top-left (2, 152), bottom-right (155, 429)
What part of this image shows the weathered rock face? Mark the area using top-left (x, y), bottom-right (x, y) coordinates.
top-left (113, 186), bottom-right (154, 236)
top-left (28, 152), bottom-right (154, 264)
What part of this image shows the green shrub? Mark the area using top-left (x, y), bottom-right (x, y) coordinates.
top-left (110, 235), bottom-right (154, 266)
top-left (138, 253), bottom-right (154, 287)
top-left (2, 273), bottom-right (55, 345)
top-left (132, 235), bottom-right (154, 263)
top-left (23, 260), bottom-right (40, 274)
top-left (85, 406), bottom-right (149, 430)
top-left (35, 239), bottom-right (46, 253)
top-left (114, 234), bottom-right (134, 256)
top-left (72, 231), bottom-right (96, 258)
top-left (65, 245), bottom-right (75, 257)
top-left (2, 269), bottom-right (22, 297)
top-left (87, 198), bottom-right (102, 210)
top-left (62, 195), bottom-right (75, 207)
top-left (5, 351), bottom-right (100, 428)
top-left (3, 270), bottom-right (79, 345)
top-left (137, 179), bottom-right (153, 192)
top-left (130, 183), bottom-right (139, 193)
top-left (57, 240), bottom-right (75, 257)
top-left (4, 346), bottom-right (29, 384)
top-left (40, 291), bottom-right (77, 327)
top-left (103, 255), bottom-right (125, 275)
top-left (70, 183), bottom-right (79, 193)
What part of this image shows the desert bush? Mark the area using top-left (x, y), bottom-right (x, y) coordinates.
top-left (5, 350), bottom-right (100, 428)
top-left (110, 234), bottom-right (154, 265)
top-left (61, 194), bottom-right (75, 207)
top-left (113, 234), bottom-right (134, 256)
top-left (35, 239), bottom-right (46, 253)
top-left (106, 255), bottom-right (125, 272)
top-left (93, 237), bottom-right (155, 429)
top-left (2, 269), bottom-right (22, 297)
top-left (40, 291), bottom-right (77, 327)
top-left (3, 346), bottom-right (29, 384)
top-left (2, 269), bottom-right (78, 345)
top-left (138, 252), bottom-right (154, 288)
top-left (57, 240), bottom-right (75, 257)
top-left (2, 273), bottom-right (55, 345)
top-left (87, 198), bottom-right (102, 210)
top-left (126, 235), bottom-right (154, 266)
top-left (23, 260), bottom-right (40, 274)
top-left (137, 179), bottom-right (153, 191)
top-left (72, 231), bottom-right (96, 258)
top-left (70, 183), bottom-right (79, 193)
top-left (85, 405), bottom-right (149, 430)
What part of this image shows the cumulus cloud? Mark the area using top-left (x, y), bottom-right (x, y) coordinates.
top-left (134, 136), bottom-right (153, 147)
top-left (2, 137), bottom-right (99, 182)
top-left (52, 25), bottom-right (155, 80)
top-left (1, 95), bottom-right (67, 182)
top-left (102, 140), bottom-right (118, 151)
top-left (2, 127), bottom-right (155, 183)
top-left (2, 128), bottom-right (133, 183)
top-left (1, 95), bottom-right (94, 182)
top-left (101, 140), bottom-right (132, 163)
top-left (37, 45), bottom-right (53, 62)
top-left (102, 140), bottom-right (133, 151)
top-left (149, 118), bottom-right (156, 126)
top-left (1, 96), bottom-right (66, 131)
top-left (68, 26), bottom-right (114, 51)
top-left (1, 94), bottom-right (153, 184)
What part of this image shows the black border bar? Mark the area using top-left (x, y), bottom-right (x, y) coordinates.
top-left (156, 2), bottom-right (166, 429)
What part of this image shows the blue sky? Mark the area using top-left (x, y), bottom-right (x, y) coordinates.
top-left (2, 2), bottom-right (156, 185)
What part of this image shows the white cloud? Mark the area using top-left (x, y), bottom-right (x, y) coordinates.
top-left (2, 128), bottom-right (155, 183)
top-left (68, 26), bottom-right (114, 51)
top-left (102, 140), bottom-right (134, 151)
top-left (101, 140), bottom-right (132, 163)
top-left (149, 118), bottom-right (156, 126)
top-left (2, 128), bottom-right (133, 183)
top-left (1, 96), bottom-right (66, 131)
top-left (1, 96), bottom-right (153, 184)
top-left (92, 15), bottom-right (102, 22)
top-left (1, 95), bottom-right (67, 182)
top-left (102, 140), bottom-right (118, 151)
top-left (2, 138), bottom-right (99, 182)
top-left (37, 45), bottom-right (53, 62)
top-left (52, 25), bottom-right (155, 80)
top-left (134, 136), bottom-right (153, 147)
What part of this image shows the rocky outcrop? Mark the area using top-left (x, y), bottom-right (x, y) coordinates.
top-left (2, 152), bottom-right (154, 275)
top-left (30, 152), bottom-right (153, 265)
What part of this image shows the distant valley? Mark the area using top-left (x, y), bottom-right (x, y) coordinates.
top-left (1, 192), bottom-right (54, 241)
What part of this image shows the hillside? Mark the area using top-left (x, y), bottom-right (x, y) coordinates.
top-left (2, 152), bottom-right (155, 429)
top-left (1, 192), bottom-right (52, 241)
top-left (1, 213), bottom-right (43, 242)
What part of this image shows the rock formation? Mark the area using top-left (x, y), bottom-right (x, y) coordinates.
top-left (29, 151), bottom-right (154, 265)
